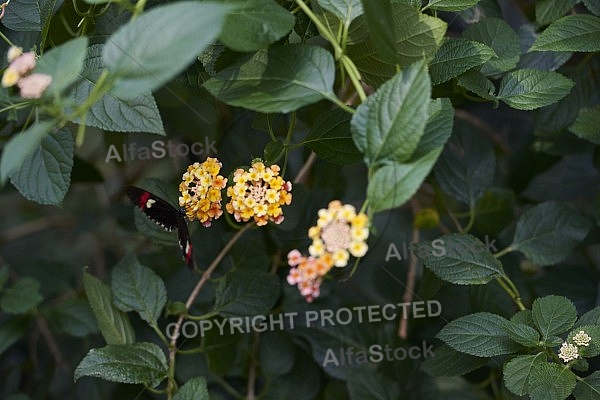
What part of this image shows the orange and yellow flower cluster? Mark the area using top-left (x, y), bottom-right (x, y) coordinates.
top-left (178, 158), bottom-right (227, 227)
top-left (225, 161), bottom-right (292, 226)
top-left (287, 201), bottom-right (369, 302)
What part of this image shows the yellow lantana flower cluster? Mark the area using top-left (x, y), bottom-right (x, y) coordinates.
top-left (178, 158), bottom-right (227, 227)
top-left (225, 161), bottom-right (292, 226)
top-left (287, 200), bottom-right (370, 302)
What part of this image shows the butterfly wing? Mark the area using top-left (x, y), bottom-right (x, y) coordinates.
top-left (127, 186), bottom-right (194, 268)
top-left (127, 186), bottom-right (180, 231)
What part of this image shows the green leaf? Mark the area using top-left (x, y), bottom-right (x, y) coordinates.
top-left (504, 321), bottom-right (540, 347)
top-left (111, 254), bottom-right (167, 325)
top-left (260, 331), bottom-right (296, 376)
top-left (0, 0), bottom-right (40, 31)
top-left (9, 127), bottom-right (74, 205)
top-left (437, 312), bottom-right (522, 357)
top-left (583, 0), bottom-right (600, 15)
top-left (429, 38), bottom-right (496, 85)
top-left (346, 368), bottom-right (401, 400)
top-left (472, 188), bottom-right (516, 235)
top-left (74, 342), bottom-right (168, 386)
top-left (366, 146), bottom-right (442, 213)
top-left (573, 371), bottom-right (600, 400)
top-left (72, 45), bottom-right (165, 135)
top-left (219, 0), bottom-right (294, 52)
top-left (532, 295), bottom-right (577, 340)
top-left (577, 307), bottom-right (600, 327)
top-left (421, 344), bottom-right (489, 377)
top-left (263, 139), bottom-right (285, 165)
top-left (567, 325), bottom-right (600, 358)
top-left (213, 269), bottom-right (280, 317)
top-left (497, 69), bottom-right (574, 110)
top-left (360, 0), bottom-right (398, 64)
top-left (418, 233), bottom-right (504, 285)
top-left (173, 377), bottom-right (209, 400)
top-left (530, 15), bottom-right (600, 52)
top-left (0, 277), bottom-right (43, 314)
top-left (434, 120), bottom-right (495, 205)
top-left (104, 2), bottom-right (231, 98)
top-left (35, 37), bottom-right (88, 96)
top-left (46, 299), bottom-right (98, 337)
top-left (463, 18), bottom-right (520, 76)
top-left (413, 97), bottom-right (454, 158)
top-left (302, 108), bottom-right (362, 165)
top-left (1, 121), bottom-right (56, 184)
top-left (569, 105), bottom-right (600, 144)
top-left (349, 3), bottom-right (446, 84)
top-left (528, 362), bottom-right (577, 400)
top-left (517, 24), bottom-right (572, 72)
top-left (512, 309), bottom-right (535, 326)
top-left (503, 353), bottom-right (545, 396)
top-left (511, 201), bottom-right (591, 266)
top-left (203, 44), bottom-right (335, 113)
top-left (351, 61), bottom-right (431, 166)
top-left (536, 0), bottom-right (579, 25)
top-left (82, 271), bottom-right (135, 345)
top-left (457, 69), bottom-right (496, 100)
top-left (426, 0), bottom-right (482, 12)
top-left (318, 0), bottom-right (363, 24)
top-left (0, 317), bottom-right (29, 356)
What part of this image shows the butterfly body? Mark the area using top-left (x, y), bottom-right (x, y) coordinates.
top-left (127, 186), bottom-right (193, 268)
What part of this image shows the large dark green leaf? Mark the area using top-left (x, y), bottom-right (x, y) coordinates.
top-left (213, 269), bottom-right (280, 317)
top-left (429, 38), bottom-right (496, 85)
top-left (104, 2), bottom-right (231, 98)
top-left (463, 18), bottom-right (520, 76)
top-left (203, 45), bottom-right (336, 113)
top-left (0, 277), bottom-right (43, 314)
top-left (497, 69), bottom-right (574, 110)
top-left (530, 15), bottom-right (600, 52)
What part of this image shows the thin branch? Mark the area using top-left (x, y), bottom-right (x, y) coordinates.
top-left (294, 151), bottom-right (317, 185)
top-left (398, 199), bottom-right (421, 339)
top-left (35, 314), bottom-right (69, 371)
top-left (454, 108), bottom-right (511, 156)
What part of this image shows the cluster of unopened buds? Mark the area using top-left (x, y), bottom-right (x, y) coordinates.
top-left (287, 200), bottom-right (370, 303)
top-left (1, 46), bottom-right (52, 99)
top-left (558, 330), bottom-right (592, 363)
top-left (178, 158), bottom-right (293, 227)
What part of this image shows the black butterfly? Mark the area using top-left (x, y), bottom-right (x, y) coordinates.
top-left (127, 186), bottom-right (193, 268)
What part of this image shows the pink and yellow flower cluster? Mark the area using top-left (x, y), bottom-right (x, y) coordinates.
top-left (287, 200), bottom-right (370, 303)
top-left (1, 46), bottom-right (52, 99)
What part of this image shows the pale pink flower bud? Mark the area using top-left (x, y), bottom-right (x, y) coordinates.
top-left (17, 73), bottom-right (52, 99)
top-left (10, 52), bottom-right (36, 75)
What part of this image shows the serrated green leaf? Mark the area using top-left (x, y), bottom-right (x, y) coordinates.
top-left (573, 371), bottom-right (600, 400)
top-left (463, 18), bottom-right (520, 76)
top-left (111, 254), bottom-right (167, 325)
top-left (497, 69), bottom-right (574, 110)
top-left (457, 69), bottom-right (496, 100)
top-left (473, 188), bottom-right (516, 234)
top-left (1, 121), bottom-right (56, 184)
top-left (366, 146), bottom-right (442, 213)
top-left (437, 312), bottom-right (521, 357)
top-left (349, 3), bottom-right (446, 85)
top-left (351, 61), bottom-right (430, 166)
top-left (517, 23), bottom-right (572, 72)
top-left (0, 277), bottom-right (43, 314)
top-left (74, 342), bottom-right (168, 386)
top-left (418, 234), bottom-right (504, 285)
top-left (104, 2), bottom-right (231, 98)
top-left (583, 0), bottom-right (600, 15)
top-left (421, 344), bottom-right (489, 377)
top-left (577, 307), bottom-right (600, 327)
top-left (83, 271), bottom-right (135, 345)
top-left (504, 321), bottom-right (540, 347)
top-left (429, 38), bottom-right (496, 85)
top-left (9, 127), bottom-right (73, 205)
top-left (318, 0), bottom-right (363, 24)
top-left (413, 97), bottom-right (454, 158)
top-left (535, 0), bottom-right (578, 25)
top-left (511, 309), bottom-right (535, 326)
top-left (46, 299), bottom-right (98, 338)
top-left (532, 295), bottom-right (577, 340)
top-left (72, 45), bottom-right (165, 135)
top-left (0, 317), bottom-right (30, 356)
top-left (302, 108), bottom-right (362, 165)
top-left (503, 353), bottom-right (545, 396)
top-left (360, 0), bottom-right (398, 64)
top-left (530, 15), bottom-right (600, 52)
top-left (213, 269), bottom-right (280, 317)
top-left (528, 362), bottom-right (577, 400)
top-left (434, 121), bottom-right (495, 205)
top-left (203, 44), bottom-right (335, 113)
top-left (346, 368), bottom-right (400, 400)
top-left (426, 0), bottom-right (481, 12)
top-left (511, 201), bottom-right (591, 266)
top-left (35, 37), bottom-right (88, 96)
top-left (219, 0), bottom-right (294, 52)
top-left (0, 0), bottom-right (40, 31)
top-left (173, 376), bottom-right (209, 400)
top-left (569, 105), bottom-right (600, 144)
